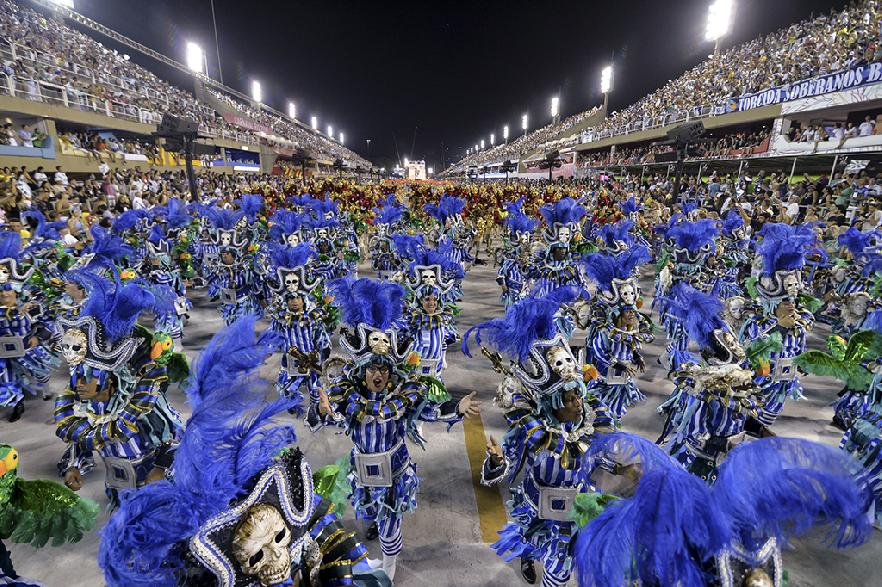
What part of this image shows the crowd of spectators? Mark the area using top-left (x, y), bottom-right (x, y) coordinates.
top-left (56, 126), bottom-right (160, 161)
top-left (448, 0), bottom-right (882, 173)
top-left (0, 0), bottom-right (370, 167)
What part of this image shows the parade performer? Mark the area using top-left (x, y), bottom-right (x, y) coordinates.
top-left (497, 199), bottom-right (539, 307)
top-left (463, 292), bottom-right (617, 587)
top-left (370, 197), bottom-right (408, 280)
top-left (203, 207), bottom-right (259, 325)
top-left (740, 223), bottom-right (817, 428)
top-left (324, 277), bottom-right (480, 579)
top-left (99, 316), bottom-right (390, 587)
top-left (54, 273), bottom-right (186, 506)
top-left (527, 197), bottom-right (589, 298)
top-left (424, 195), bottom-right (473, 265)
top-left (579, 245), bottom-right (654, 421)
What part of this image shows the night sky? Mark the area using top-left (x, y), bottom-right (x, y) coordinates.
top-left (66, 0), bottom-right (850, 168)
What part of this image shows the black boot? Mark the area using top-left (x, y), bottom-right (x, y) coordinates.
top-left (366, 522), bottom-right (379, 541)
top-left (8, 401), bottom-right (24, 423)
top-left (520, 558), bottom-right (536, 584)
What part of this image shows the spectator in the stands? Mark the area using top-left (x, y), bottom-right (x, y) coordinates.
top-left (32, 166), bottom-right (47, 187)
top-left (17, 124), bottom-right (33, 147)
top-left (859, 115), bottom-right (876, 136)
top-left (54, 166), bottom-right (68, 186)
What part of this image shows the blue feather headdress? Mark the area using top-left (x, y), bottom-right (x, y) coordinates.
top-left (329, 277), bottom-right (404, 331)
top-left (308, 195), bottom-right (339, 219)
top-left (581, 245), bottom-right (650, 297)
top-left (373, 197), bottom-right (407, 226)
top-left (80, 276), bottom-right (154, 343)
top-left (0, 230), bottom-right (22, 262)
top-left (390, 233), bottom-right (425, 260)
top-left (0, 230), bottom-right (32, 287)
top-left (621, 195), bottom-right (642, 215)
top-left (598, 219), bottom-right (636, 251)
top-left (667, 219), bottom-right (720, 253)
top-left (268, 242), bottom-right (316, 271)
top-left (82, 226), bottom-right (134, 270)
top-left (235, 194), bottom-right (264, 223)
top-left (22, 209), bottom-right (64, 244)
top-left (407, 247), bottom-right (465, 289)
top-left (424, 195), bottom-right (466, 224)
top-left (268, 209), bottom-right (304, 242)
top-left (111, 209), bottom-right (149, 235)
top-left (99, 316), bottom-right (293, 587)
top-left (204, 207), bottom-right (245, 231)
top-left (755, 223), bottom-right (817, 276)
top-left (659, 282), bottom-right (726, 351)
top-left (164, 198), bottom-right (191, 230)
top-left (539, 198), bottom-right (586, 240)
top-left (721, 210), bottom-right (745, 237)
top-left (505, 199), bottom-right (539, 236)
top-left (838, 226), bottom-right (879, 261)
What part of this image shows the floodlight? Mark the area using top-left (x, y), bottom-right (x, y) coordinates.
top-left (503, 125), bottom-right (509, 140)
top-left (521, 113), bottom-right (528, 131)
top-left (480, 139), bottom-right (485, 149)
top-left (600, 65), bottom-right (613, 94)
top-left (550, 96), bottom-right (559, 118)
top-left (311, 116), bottom-right (318, 130)
top-left (428, 167), bottom-right (434, 174)
top-left (251, 80), bottom-right (262, 103)
top-left (404, 157), bottom-right (409, 166)
top-left (706, 0), bottom-right (733, 42)
top-left (47, 0), bottom-right (74, 8)
top-left (186, 42), bottom-right (204, 74)
top-left (287, 101), bottom-right (296, 119)
top-left (490, 133), bottom-right (495, 146)
top-left (339, 132), bottom-right (345, 144)
top-left (327, 125), bottom-right (333, 138)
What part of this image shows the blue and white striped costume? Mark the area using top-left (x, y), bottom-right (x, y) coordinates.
top-left (585, 325), bottom-right (652, 421)
top-left (214, 264), bottom-right (258, 325)
top-left (326, 375), bottom-right (463, 558)
top-left (270, 307), bottom-right (330, 412)
top-left (0, 309), bottom-right (55, 408)
top-left (740, 315), bottom-right (810, 427)
top-left (497, 256), bottom-right (527, 307)
top-left (840, 403), bottom-right (882, 526)
top-left (482, 391), bottom-right (615, 587)
top-left (407, 311), bottom-right (456, 380)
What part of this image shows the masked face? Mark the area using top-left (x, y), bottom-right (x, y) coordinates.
top-left (61, 329), bottom-right (87, 366)
top-left (283, 273), bottom-right (300, 293)
top-left (619, 282), bottom-right (637, 306)
top-left (517, 232), bottom-right (531, 246)
top-left (831, 266), bottom-right (847, 282)
top-left (725, 297), bottom-right (745, 320)
top-left (546, 346), bottom-right (578, 382)
top-left (847, 294), bottom-right (869, 318)
top-left (286, 233), bottom-right (301, 246)
top-left (365, 363), bottom-right (390, 392)
top-left (368, 331), bottom-right (391, 355)
top-left (0, 267), bottom-right (10, 285)
top-left (557, 226), bottom-right (571, 243)
top-left (317, 228), bottom-right (328, 239)
top-left (220, 232), bottom-right (232, 247)
top-left (782, 273), bottom-right (801, 299)
top-left (232, 504), bottom-right (292, 587)
top-left (420, 269), bottom-right (437, 286)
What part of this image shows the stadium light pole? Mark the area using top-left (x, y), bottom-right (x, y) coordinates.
top-left (600, 65), bottom-right (613, 111)
top-left (503, 124), bottom-right (510, 144)
top-left (311, 116), bottom-right (318, 130)
top-left (339, 132), bottom-right (345, 145)
top-left (490, 133), bottom-right (495, 146)
top-left (251, 80), bottom-right (262, 104)
top-left (550, 96), bottom-right (559, 123)
top-left (706, 0), bottom-right (733, 59)
top-left (522, 113), bottom-right (528, 137)
top-left (185, 42), bottom-right (205, 75)
top-left (327, 125), bottom-right (333, 138)
top-left (287, 101), bottom-right (296, 120)
top-left (480, 139), bottom-right (485, 149)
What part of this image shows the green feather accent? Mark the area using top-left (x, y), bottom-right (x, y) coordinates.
top-left (745, 277), bottom-right (759, 299)
top-left (745, 332), bottom-right (783, 370)
top-left (418, 375), bottom-right (451, 403)
top-left (343, 250), bottom-right (360, 263)
top-left (570, 492), bottom-right (621, 527)
top-left (654, 250), bottom-right (671, 273)
top-left (798, 293), bottom-right (823, 314)
top-left (166, 352), bottom-right (190, 384)
top-left (573, 241), bottom-right (598, 255)
top-left (311, 456), bottom-right (351, 515)
top-left (0, 477), bottom-right (98, 547)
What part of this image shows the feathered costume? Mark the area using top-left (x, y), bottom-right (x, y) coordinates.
top-left (497, 199), bottom-right (539, 307)
top-left (424, 196), bottom-right (473, 265)
top-left (98, 316), bottom-right (389, 586)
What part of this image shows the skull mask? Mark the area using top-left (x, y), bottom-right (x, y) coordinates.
top-left (368, 331), bottom-right (391, 355)
top-left (61, 329), bottom-right (88, 366)
top-left (283, 273), bottom-right (301, 293)
top-left (286, 233), bottom-right (301, 247)
top-left (220, 232), bottom-right (232, 247)
top-left (420, 269), bottom-right (437, 286)
top-left (517, 232), bottom-right (531, 246)
top-left (0, 267), bottom-right (9, 285)
top-left (619, 282), bottom-right (637, 306)
top-left (232, 504), bottom-right (292, 587)
top-left (557, 226), bottom-right (572, 243)
top-left (782, 272), bottom-right (801, 299)
top-left (376, 224), bottom-right (387, 236)
top-left (317, 228), bottom-right (328, 239)
top-left (546, 346), bottom-right (578, 382)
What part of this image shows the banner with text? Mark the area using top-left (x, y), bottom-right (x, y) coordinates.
top-left (736, 62), bottom-right (882, 112)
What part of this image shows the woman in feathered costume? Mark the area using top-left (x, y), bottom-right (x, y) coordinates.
top-left (579, 245), bottom-right (654, 421)
top-left (54, 272), bottom-right (184, 506)
top-left (323, 277), bottom-right (480, 580)
top-left (740, 223), bottom-right (817, 428)
top-left (463, 291), bottom-right (619, 587)
top-left (99, 316), bottom-right (390, 586)
top-left (575, 434), bottom-right (872, 587)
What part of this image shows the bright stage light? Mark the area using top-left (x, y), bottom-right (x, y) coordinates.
top-left (490, 133), bottom-right (495, 146)
top-left (404, 157), bottom-right (409, 166)
top-left (251, 80), bottom-right (262, 103)
top-left (480, 139), bottom-right (485, 149)
top-left (521, 113), bottom-right (528, 131)
top-left (185, 42), bottom-right (204, 74)
top-left (550, 96), bottom-right (559, 118)
top-left (503, 125), bottom-right (509, 140)
top-left (287, 101), bottom-right (296, 119)
top-left (327, 125), bottom-right (333, 138)
top-left (706, 0), bottom-right (733, 42)
top-left (311, 116), bottom-right (318, 130)
top-left (427, 167), bottom-right (434, 174)
top-left (600, 65), bottom-right (613, 94)
top-left (339, 132), bottom-right (345, 144)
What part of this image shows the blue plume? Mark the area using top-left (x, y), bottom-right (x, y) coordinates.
top-left (82, 275), bottom-right (155, 342)
top-left (621, 196), bottom-right (642, 215)
top-left (721, 210), bottom-right (744, 236)
top-left (165, 198), bottom-right (191, 229)
top-left (410, 248), bottom-right (466, 280)
top-left (424, 195), bottom-right (465, 222)
top-left (504, 197), bottom-right (525, 216)
top-left (329, 277), bottom-right (405, 330)
top-left (683, 201), bottom-right (698, 215)
top-left (22, 209), bottom-right (64, 242)
top-left (204, 207), bottom-right (245, 230)
top-left (0, 231), bottom-right (21, 261)
top-left (505, 210), bottom-right (539, 235)
top-left (539, 197), bottom-right (586, 227)
top-left (374, 201), bottom-right (406, 225)
top-left (838, 226), bottom-right (879, 259)
top-left (308, 195), bottom-right (338, 217)
top-left (598, 219), bottom-right (636, 248)
top-left (581, 245), bottom-right (650, 292)
top-left (391, 234), bottom-right (425, 259)
top-left (84, 226), bottom-right (134, 266)
top-left (576, 463), bottom-right (728, 587)
top-left (112, 210), bottom-right (149, 235)
top-left (667, 219), bottom-right (719, 253)
top-left (462, 292), bottom-right (567, 361)
top-left (268, 210), bottom-right (304, 241)
top-left (147, 224), bottom-right (165, 245)
top-left (714, 438), bottom-right (873, 550)
top-left (756, 223), bottom-right (817, 274)
top-left (236, 194), bottom-right (265, 222)
top-left (268, 242), bottom-right (316, 270)
top-left (307, 216), bottom-right (340, 231)
top-left (658, 282), bottom-right (725, 349)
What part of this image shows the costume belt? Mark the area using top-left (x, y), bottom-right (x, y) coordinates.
top-left (523, 475), bottom-right (582, 522)
top-left (689, 431), bottom-right (746, 462)
top-left (353, 439), bottom-right (408, 488)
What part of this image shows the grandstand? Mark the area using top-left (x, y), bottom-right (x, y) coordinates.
top-left (0, 0), bottom-right (372, 176)
top-left (444, 0), bottom-right (882, 180)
